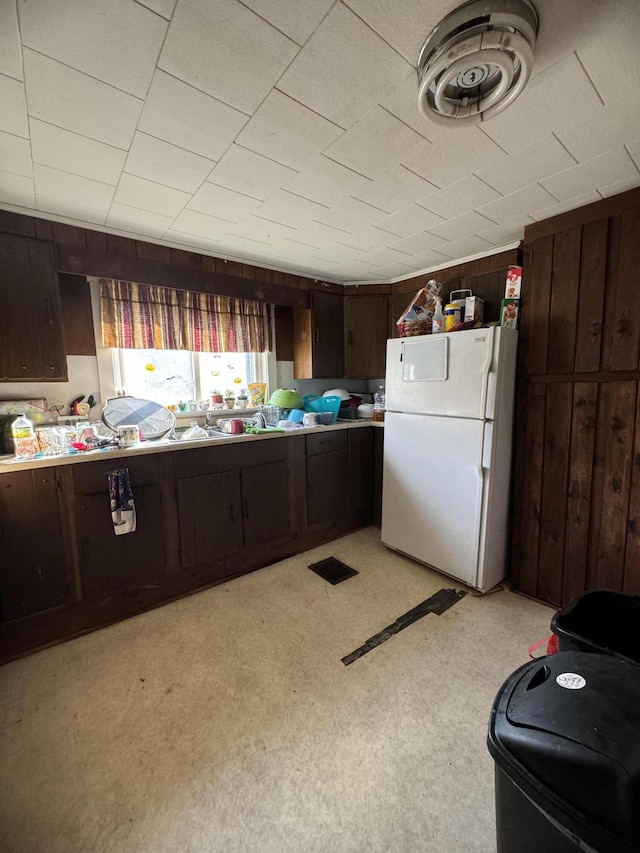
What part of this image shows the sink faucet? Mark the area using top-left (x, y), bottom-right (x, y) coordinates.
top-left (204, 411), bottom-right (213, 428)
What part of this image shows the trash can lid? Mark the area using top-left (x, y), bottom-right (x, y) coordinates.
top-left (488, 652), bottom-right (640, 851)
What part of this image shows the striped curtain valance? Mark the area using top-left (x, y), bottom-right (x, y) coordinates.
top-left (100, 279), bottom-right (272, 353)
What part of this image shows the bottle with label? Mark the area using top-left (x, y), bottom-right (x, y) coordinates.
top-left (373, 386), bottom-right (385, 422)
top-left (11, 413), bottom-right (37, 459)
top-left (432, 296), bottom-right (444, 334)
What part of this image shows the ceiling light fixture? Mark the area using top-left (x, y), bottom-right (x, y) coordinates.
top-left (417, 0), bottom-right (539, 126)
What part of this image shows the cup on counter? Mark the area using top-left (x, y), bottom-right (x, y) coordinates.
top-left (303, 412), bottom-right (317, 426)
top-left (230, 418), bottom-right (244, 435)
top-left (117, 424), bottom-right (140, 447)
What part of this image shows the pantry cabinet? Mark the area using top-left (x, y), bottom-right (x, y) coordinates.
top-left (0, 234), bottom-right (67, 381)
top-left (344, 294), bottom-right (388, 378)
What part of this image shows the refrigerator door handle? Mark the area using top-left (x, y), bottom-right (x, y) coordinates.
top-left (482, 423), bottom-right (493, 469)
top-left (479, 328), bottom-right (495, 420)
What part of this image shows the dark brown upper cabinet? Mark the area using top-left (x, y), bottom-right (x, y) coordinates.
top-left (293, 289), bottom-right (344, 379)
top-left (344, 294), bottom-right (388, 379)
top-left (0, 235), bottom-right (67, 381)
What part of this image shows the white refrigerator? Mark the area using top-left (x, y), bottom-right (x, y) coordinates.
top-left (381, 326), bottom-right (518, 592)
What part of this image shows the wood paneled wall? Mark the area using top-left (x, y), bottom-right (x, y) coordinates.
top-left (511, 188), bottom-right (640, 607)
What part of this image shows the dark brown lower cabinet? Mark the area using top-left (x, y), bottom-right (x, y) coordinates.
top-left (176, 472), bottom-right (242, 575)
top-left (0, 468), bottom-right (72, 621)
top-left (372, 428), bottom-right (384, 526)
top-left (75, 484), bottom-right (165, 600)
top-left (347, 428), bottom-right (374, 524)
top-left (241, 458), bottom-right (291, 547)
top-left (306, 431), bottom-right (347, 528)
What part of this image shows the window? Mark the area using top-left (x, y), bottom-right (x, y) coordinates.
top-left (112, 348), bottom-right (268, 406)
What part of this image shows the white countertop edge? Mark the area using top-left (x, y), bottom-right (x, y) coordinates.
top-left (0, 419), bottom-right (384, 473)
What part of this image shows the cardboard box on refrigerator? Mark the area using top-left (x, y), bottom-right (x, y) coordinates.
top-left (505, 265), bottom-right (522, 298)
top-left (464, 296), bottom-right (484, 322)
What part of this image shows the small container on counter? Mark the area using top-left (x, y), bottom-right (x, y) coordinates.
top-left (373, 387), bottom-right (385, 422)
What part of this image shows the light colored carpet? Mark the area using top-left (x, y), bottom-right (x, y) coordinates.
top-left (0, 527), bottom-right (552, 853)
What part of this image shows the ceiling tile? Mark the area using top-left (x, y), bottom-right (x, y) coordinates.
top-left (314, 197), bottom-right (387, 232)
top-left (19, 0), bottom-right (167, 99)
top-left (331, 259), bottom-right (380, 279)
top-left (352, 165), bottom-right (437, 214)
top-left (540, 149), bottom-right (639, 201)
top-left (403, 127), bottom-right (506, 188)
top-left (0, 131), bottom-right (32, 178)
top-left (277, 3), bottom-right (411, 130)
top-left (106, 203), bottom-right (173, 236)
top-left (207, 145), bottom-right (297, 201)
top-left (240, 0), bottom-right (334, 46)
top-left (428, 210), bottom-right (497, 241)
top-left (23, 51), bottom-right (142, 149)
top-left (529, 190), bottom-right (601, 223)
top-left (171, 209), bottom-right (235, 240)
top-left (114, 173), bottom-right (190, 218)
top-left (386, 231), bottom-right (448, 255)
top-left (479, 54), bottom-right (604, 154)
top-left (367, 262), bottom-right (417, 281)
top-left (30, 119), bottom-right (127, 185)
top-left (163, 230), bottom-right (221, 252)
top-left (375, 204), bottom-right (444, 239)
top-left (398, 248), bottom-right (451, 271)
top-left (236, 90), bottom-right (343, 171)
top-left (576, 1), bottom-right (640, 105)
top-left (0, 1), bottom-right (22, 80)
top-left (380, 75), bottom-right (437, 142)
top-left (216, 234), bottom-right (273, 256)
top-left (627, 139), bottom-right (640, 170)
top-left (138, 71), bottom-right (248, 162)
top-left (358, 246), bottom-right (412, 266)
top-left (324, 107), bottom-right (430, 179)
top-left (34, 164), bottom-right (116, 211)
top-left (434, 234), bottom-right (495, 260)
top-left (0, 169), bottom-right (34, 207)
top-left (283, 156), bottom-right (371, 207)
top-left (188, 183), bottom-right (262, 222)
top-left (598, 175), bottom-right (640, 199)
top-left (342, 0), bottom-right (452, 64)
top-left (253, 190), bottom-right (328, 228)
top-left (136, 0), bottom-right (177, 19)
top-left (125, 132), bottom-right (215, 193)
top-left (475, 136), bottom-right (576, 196)
top-left (309, 243), bottom-right (367, 264)
top-left (158, 0), bottom-right (298, 114)
top-left (0, 74), bottom-right (28, 137)
top-left (476, 217), bottom-right (533, 247)
top-left (229, 216), bottom-right (296, 243)
top-left (418, 175), bottom-right (501, 220)
top-left (476, 184), bottom-right (558, 226)
top-left (285, 221), bottom-right (351, 250)
top-left (555, 95), bottom-right (640, 163)
top-left (35, 196), bottom-right (107, 225)
top-left (340, 226), bottom-right (400, 252)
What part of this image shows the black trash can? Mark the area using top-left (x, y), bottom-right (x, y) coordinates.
top-left (551, 590), bottom-right (640, 663)
top-left (488, 651), bottom-right (640, 853)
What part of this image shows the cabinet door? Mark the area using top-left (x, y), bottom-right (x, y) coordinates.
top-left (306, 451), bottom-right (348, 526)
top-left (344, 295), bottom-right (388, 378)
top-left (312, 290), bottom-right (344, 378)
top-left (372, 428), bottom-right (384, 526)
top-left (347, 428), bottom-right (374, 516)
top-left (176, 471), bottom-right (243, 574)
top-left (241, 459), bottom-right (291, 548)
top-left (0, 470), bottom-right (72, 621)
top-left (0, 235), bottom-right (66, 380)
top-left (75, 484), bottom-right (165, 600)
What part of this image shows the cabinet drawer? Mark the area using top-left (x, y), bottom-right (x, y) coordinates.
top-left (72, 454), bottom-right (160, 495)
top-left (306, 431), bottom-right (347, 456)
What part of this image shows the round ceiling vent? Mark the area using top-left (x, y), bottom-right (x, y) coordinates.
top-left (417, 0), bottom-right (539, 126)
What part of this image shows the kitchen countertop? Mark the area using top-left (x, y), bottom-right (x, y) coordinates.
top-left (0, 419), bottom-right (384, 473)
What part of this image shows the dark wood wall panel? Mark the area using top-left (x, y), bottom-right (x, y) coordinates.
top-left (562, 382), bottom-right (598, 604)
top-left (575, 219), bottom-right (607, 372)
top-left (512, 188), bottom-right (640, 607)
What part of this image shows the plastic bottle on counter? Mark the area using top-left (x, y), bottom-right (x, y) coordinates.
top-left (373, 386), bottom-right (386, 422)
top-left (11, 413), bottom-right (37, 458)
top-left (432, 296), bottom-right (444, 334)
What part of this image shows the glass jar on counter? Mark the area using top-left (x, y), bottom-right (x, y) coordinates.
top-left (373, 386), bottom-right (385, 422)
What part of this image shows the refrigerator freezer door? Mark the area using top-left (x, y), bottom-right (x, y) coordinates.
top-left (386, 326), bottom-right (497, 419)
top-left (381, 411), bottom-right (485, 587)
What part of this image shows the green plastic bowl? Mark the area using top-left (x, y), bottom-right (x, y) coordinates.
top-left (267, 388), bottom-right (302, 409)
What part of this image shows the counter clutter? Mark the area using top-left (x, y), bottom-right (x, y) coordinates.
top-left (0, 419), bottom-right (383, 473)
